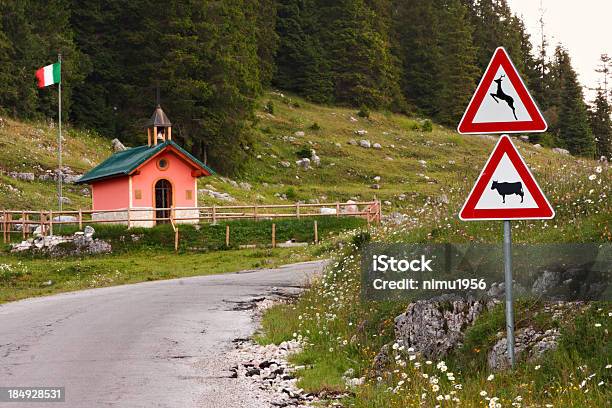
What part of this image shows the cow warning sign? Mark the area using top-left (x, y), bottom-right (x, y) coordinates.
top-left (457, 47), bottom-right (547, 134)
top-left (459, 135), bottom-right (554, 220)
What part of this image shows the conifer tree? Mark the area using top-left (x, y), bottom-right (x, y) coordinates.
top-left (557, 52), bottom-right (595, 157)
top-left (434, 0), bottom-right (479, 125)
top-left (589, 89), bottom-right (612, 159)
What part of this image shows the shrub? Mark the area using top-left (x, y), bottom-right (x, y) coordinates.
top-left (295, 146), bottom-right (312, 159)
top-left (309, 122), bottom-right (321, 131)
top-left (421, 119), bottom-right (433, 132)
top-left (357, 105), bottom-right (370, 118)
top-left (264, 100), bottom-right (275, 114)
top-left (351, 231), bottom-right (371, 249)
top-left (285, 187), bottom-right (297, 201)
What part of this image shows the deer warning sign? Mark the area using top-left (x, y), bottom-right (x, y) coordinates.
top-left (457, 47), bottom-right (547, 134)
top-left (459, 135), bottom-right (554, 220)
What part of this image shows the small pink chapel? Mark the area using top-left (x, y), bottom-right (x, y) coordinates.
top-left (76, 105), bottom-right (214, 227)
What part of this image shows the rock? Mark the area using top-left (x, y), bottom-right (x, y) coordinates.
top-left (530, 263), bottom-right (606, 300)
top-left (355, 129), bottom-right (368, 136)
top-left (334, 142), bottom-right (342, 148)
top-left (373, 176), bottom-right (381, 182)
top-left (534, 144), bottom-right (543, 149)
top-left (111, 138), bottom-right (127, 152)
top-left (398, 194), bottom-right (406, 201)
top-left (600, 155), bottom-right (609, 163)
top-left (198, 189), bottom-right (235, 202)
top-left (373, 143), bottom-right (382, 149)
top-left (279, 161), bottom-right (291, 168)
top-left (239, 182), bottom-right (252, 191)
top-left (348, 139), bottom-right (358, 146)
top-left (84, 225), bottom-right (95, 237)
top-left (552, 147), bottom-right (570, 155)
top-left (372, 344), bottom-right (391, 377)
top-left (394, 294), bottom-right (486, 359)
top-left (60, 196), bottom-right (72, 205)
top-left (296, 158), bottom-right (311, 170)
top-left (8, 172), bottom-right (35, 181)
top-left (487, 326), bottom-right (559, 371)
top-left (294, 131), bottom-right (305, 137)
top-left (370, 184), bottom-right (380, 189)
top-left (519, 135), bottom-right (529, 142)
top-left (345, 377), bottom-right (365, 387)
top-left (310, 150), bottom-right (321, 166)
top-left (418, 160), bottom-right (427, 166)
top-left (383, 200), bottom-right (392, 205)
top-left (341, 200), bottom-right (358, 214)
top-left (385, 156), bottom-right (394, 161)
top-left (80, 188), bottom-right (90, 196)
top-left (320, 207), bottom-right (337, 215)
top-left (349, 116), bottom-right (358, 122)
top-left (436, 194), bottom-right (449, 205)
top-left (359, 140), bottom-right (371, 148)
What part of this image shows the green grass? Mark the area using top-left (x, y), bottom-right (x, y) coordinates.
top-left (0, 246), bottom-right (312, 304)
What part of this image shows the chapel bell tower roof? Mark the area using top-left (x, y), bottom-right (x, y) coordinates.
top-left (145, 104), bottom-right (172, 146)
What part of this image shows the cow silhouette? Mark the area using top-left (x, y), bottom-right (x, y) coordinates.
top-left (490, 75), bottom-right (518, 120)
top-left (491, 181), bottom-right (524, 203)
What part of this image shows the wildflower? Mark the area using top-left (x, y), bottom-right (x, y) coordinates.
top-left (487, 374), bottom-right (494, 381)
top-left (535, 365), bottom-right (541, 370)
top-left (588, 174), bottom-right (597, 181)
top-left (480, 391), bottom-right (487, 397)
top-left (595, 323), bottom-right (602, 327)
top-left (606, 365), bottom-right (612, 369)
top-left (595, 166), bottom-right (602, 173)
top-left (432, 384), bottom-right (440, 392)
top-left (426, 360), bottom-right (432, 365)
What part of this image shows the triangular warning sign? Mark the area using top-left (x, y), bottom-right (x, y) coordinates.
top-left (458, 47), bottom-right (547, 134)
top-left (460, 135), bottom-right (554, 220)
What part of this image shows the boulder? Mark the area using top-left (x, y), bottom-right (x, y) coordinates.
top-left (348, 139), bottom-right (358, 146)
top-left (355, 129), bottom-right (368, 136)
top-left (296, 158), bottom-right (311, 170)
top-left (359, 140), bottom-right (371, 148)
top-left (373, 143), bottom-right (382, 149)
top-left (519, 135), bottom-right (529, 142)
top-left (239, 182), bottom-right (252, 191)
top-left (341, 200), bottom-right (358, 214)
top-left (294, 131), bottom-right (305, 137)
top-left (319, 207), bottom-right (337, 215)
top-left (310, 150), bottom-right (321, 166)
top-left (8, 172), bottom-right (35, 181)
top-left (533, 144), bottom-right (543, 149)
top-left (487, 327), bottom-right (559, 371)
top-left (84, 225), bottom-right (95, 237)
top-left (279, 161), bottom-right (291, 168)
top-left (394, 294), bottom-right (486, 359)
top-left (111, 138), bottom-right (126, 152)
top-left (552, 147), bottom-right (570, 155)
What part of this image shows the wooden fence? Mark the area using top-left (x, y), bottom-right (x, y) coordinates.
top-left (1, 201), bottom-right (381, 243)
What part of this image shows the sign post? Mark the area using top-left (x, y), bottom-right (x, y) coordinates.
top-left (503, 220), bottom-right (515, 367)
top-left (458, 47), bottom-right (553, 369)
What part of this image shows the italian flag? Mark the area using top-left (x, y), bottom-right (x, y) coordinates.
top-left (35, 62), bottom-right (61, 88)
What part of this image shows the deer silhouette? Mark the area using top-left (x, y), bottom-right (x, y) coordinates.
top-left (490, 75), bottom-right (518, 120)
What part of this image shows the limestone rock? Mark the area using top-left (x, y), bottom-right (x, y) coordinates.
top-left (296, 158), bottom-right (311, 170)
top-left (359, 140), bottom-right (371, 148)
top-left (8, 172), bottom-right (34, 181)
top-left (487, 327), bottom-right (559, 371)
top-left (394, 294), bottom-right (486, 359)
top-left (552, 147), bottom-right (570, 155)
top-left (111, 138), bottom-right (126, 152)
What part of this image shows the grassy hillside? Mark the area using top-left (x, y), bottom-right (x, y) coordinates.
top-left (2, 91), bottom-right (606, 222)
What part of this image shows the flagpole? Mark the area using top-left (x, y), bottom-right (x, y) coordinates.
top-left (57, 53), bottom-right (62, 217)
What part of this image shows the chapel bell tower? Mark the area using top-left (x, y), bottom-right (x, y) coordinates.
top-left (146, 104), bottom-right (172, 146)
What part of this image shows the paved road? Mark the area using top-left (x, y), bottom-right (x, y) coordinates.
top-left (0, 260), bottom-right (326, 408)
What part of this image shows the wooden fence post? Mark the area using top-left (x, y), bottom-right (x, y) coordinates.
top-left (314, 220), bottom-right (318, 243)
top-left (127, 208), bottom-right (131, 229)
top-left (254, 204), bottom-right (258, 220)
top-left (2, 211), bottom-right (6, 243)
top-left (336, 202), bottom-right (340, 217)
top-left (212, 205), bottom-right (217, 224)
top-left (49, 210), bottom-right (53, 235)
top-left (226, 224), bottom-right (230, 247)
top-left (174, 229), bottom-right (179, 252)
top-left (272, 223), bottom-right (276, 248)
top-left (21, 211), bottom-right (26, 239)
top-left (78, 209), bottom-right (83, 230)
top-left (296, 202), bottom-right (300, 219)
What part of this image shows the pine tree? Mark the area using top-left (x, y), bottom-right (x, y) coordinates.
top-left (557, 52), bottom-right (596, 157)
top-left (589, 89), bottom-right (612, 159)
top-left (434, 0), bottom-right (479, 125)
top-left (395, 0), bottom-right (442, 115)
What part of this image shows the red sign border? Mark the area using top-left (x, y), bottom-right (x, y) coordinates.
top-left (459, 135), bottom-right (555, 221)
top-left (457, 47), bottom-right (547, 134)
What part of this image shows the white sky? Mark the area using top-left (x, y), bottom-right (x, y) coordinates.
top-left (507, 0), bottom-right (611, 102)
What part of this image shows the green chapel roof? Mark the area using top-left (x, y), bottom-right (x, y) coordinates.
top-left (76, 140), bottom-right (214, 184)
